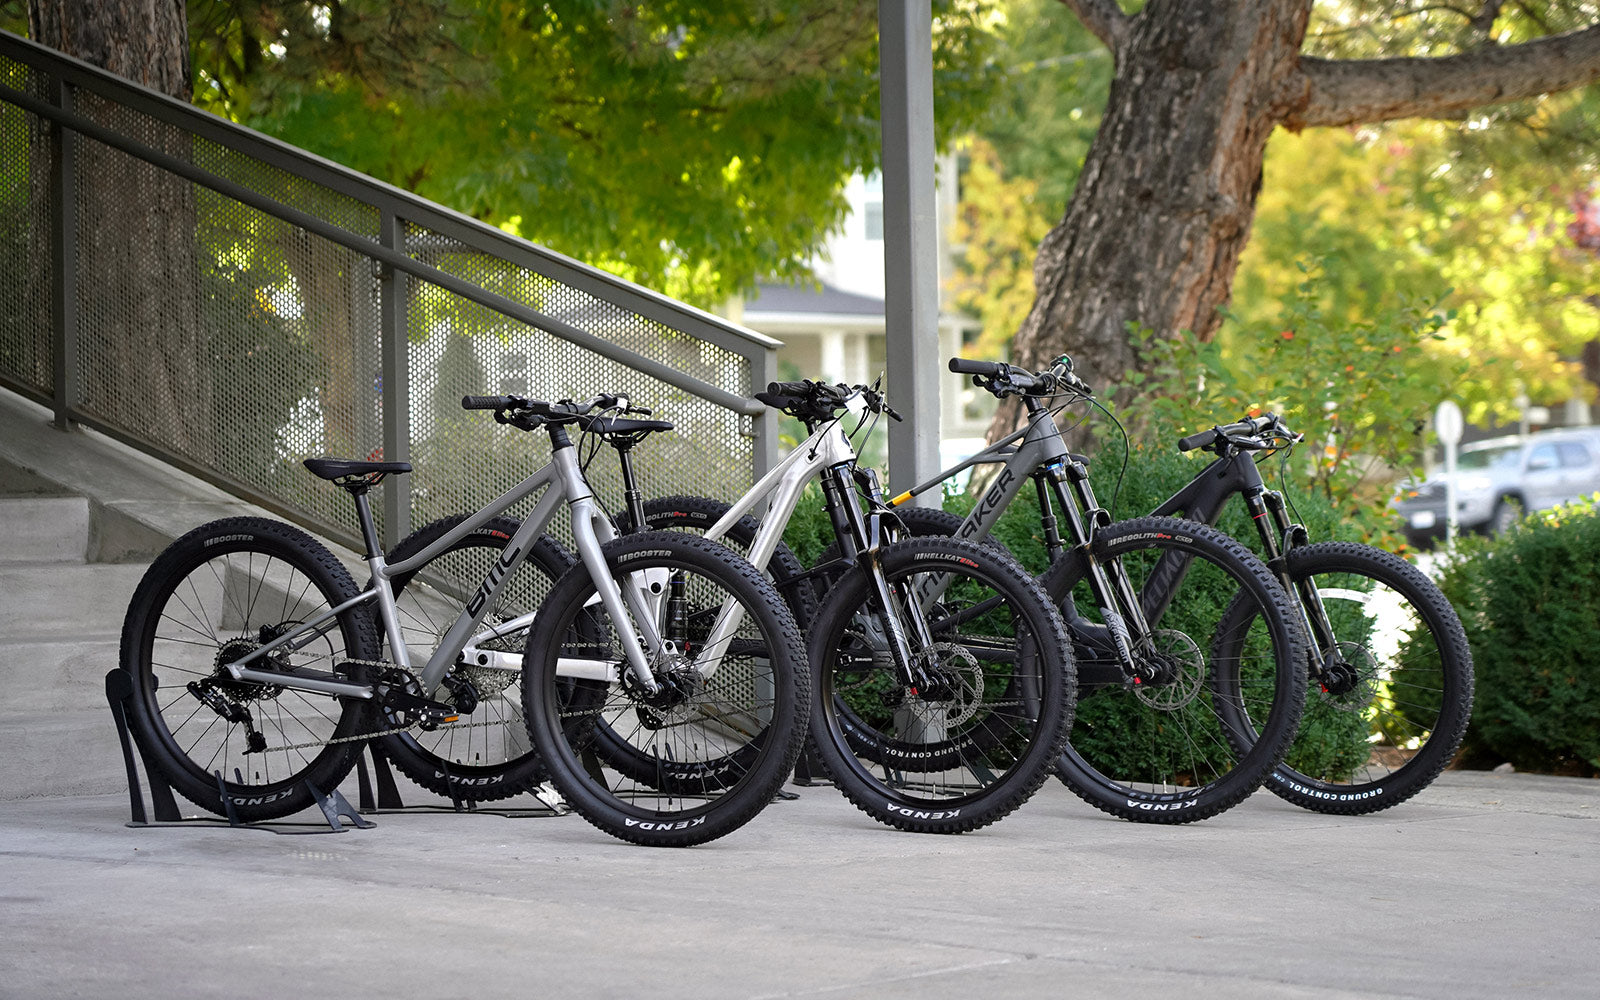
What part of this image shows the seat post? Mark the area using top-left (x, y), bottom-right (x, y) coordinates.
top-left (614, 443), bottom-right (647, 534)
top-left (350, 487), bottom-right (383, 558)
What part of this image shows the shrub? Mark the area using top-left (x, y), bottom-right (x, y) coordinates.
top-left (1430, 499), bottom-right (1600, 775)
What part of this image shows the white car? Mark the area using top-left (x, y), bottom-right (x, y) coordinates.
top-left (1392, 428), bottom-right (1600, 545)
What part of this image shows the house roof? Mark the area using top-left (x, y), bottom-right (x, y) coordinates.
top-left (747, 281), bottom-right (885, 318)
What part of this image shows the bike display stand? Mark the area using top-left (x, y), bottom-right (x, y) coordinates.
top-left (106, 670), bottom-right (372, 835)
top-left (355, 743), bottom-right (569, 819)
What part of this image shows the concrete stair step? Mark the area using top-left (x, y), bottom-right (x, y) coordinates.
top-left (0, 639), bottom-right (121, 711)
top-left (0, 497), bottom-right (89, 563)
top-left (0, 563), bottom-right (151, 643)
top-left (0, 712), bottom-right (128, 799)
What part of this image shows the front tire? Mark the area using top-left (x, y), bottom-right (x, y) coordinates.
top-left (520, 532), bottom-right (808, 846)
top-left (1044, 517), bottom-right (1308, 824)
top-left (1215, 542), bottom-right (1473, 814)
top-left (807, 537), bottom-right (1076, 834)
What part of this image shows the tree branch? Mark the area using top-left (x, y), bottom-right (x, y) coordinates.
top-left (1056, 0), bottom-right (1129, 51)
top-left (1290, 22), bottom-right (1600, 128)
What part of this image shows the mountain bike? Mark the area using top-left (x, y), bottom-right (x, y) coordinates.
top-left (119, 393), bottom-right (808, 847)
top-left (628, 379), bottom-right (1077, 834)
top-left (883, 358), bottom-right (1309, 824)
top-left (1156, 413), bottom-right (1474, 814)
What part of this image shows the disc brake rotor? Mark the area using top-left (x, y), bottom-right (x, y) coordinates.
top-left (1133, 628), bottom-right (1204, 711)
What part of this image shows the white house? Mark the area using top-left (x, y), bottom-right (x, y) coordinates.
top-left (730, 160), bottom-right (988, 445)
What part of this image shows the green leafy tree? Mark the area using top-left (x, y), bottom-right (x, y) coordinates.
top-left (186, 0), bottom-right (998, 306)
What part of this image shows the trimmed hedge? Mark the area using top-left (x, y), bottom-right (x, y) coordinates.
top-left (1431, 500), bottom-right (1600, 776)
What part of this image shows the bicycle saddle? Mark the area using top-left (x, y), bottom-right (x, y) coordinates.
top-left (302, 458), bottom-right (413, 481)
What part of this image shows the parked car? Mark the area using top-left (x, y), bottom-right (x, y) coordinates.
top-left (1392, 427), bottom-right (1600, 546)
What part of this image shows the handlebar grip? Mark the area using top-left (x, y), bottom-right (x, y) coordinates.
top-left (948, 358), bottom-right (1008, 377)
top-left (1177, 428), bottom-right (1218, 452)
top-left (462, 395), bottom-right (514, 410)
top-left (766, 381), bottom-right (813, 396)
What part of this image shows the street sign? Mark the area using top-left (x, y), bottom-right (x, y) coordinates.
top-left (1435, 400), bottom-right (1463, 446)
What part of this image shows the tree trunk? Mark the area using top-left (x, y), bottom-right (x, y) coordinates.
top-left (28, 1), bottom-right (209, 457)
top-left (993, 0), bottom-right (1312, 439)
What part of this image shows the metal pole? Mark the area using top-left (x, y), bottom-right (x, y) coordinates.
top-left (48, 76), bottom-right (78, 430)
top-left (379, 210), bottom-right (411, 546)
top-left (878, 0), bottom-right (941, 504)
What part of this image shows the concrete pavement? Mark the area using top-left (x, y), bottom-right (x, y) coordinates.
top-left (0, 770), bottom-right (1595, 999)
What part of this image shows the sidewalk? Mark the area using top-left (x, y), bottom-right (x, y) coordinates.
top-left (1, 769), bottom-right (1594, 999)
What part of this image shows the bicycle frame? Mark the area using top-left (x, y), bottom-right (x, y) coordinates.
top-left (685, 409), bottom-right (944, 686)
top-left (1152, 445), bottom-right (1341, 676)
top-left (217, 433), bottom-right (737, 703)
top-left (886, 399), bottom-right (1162, 675)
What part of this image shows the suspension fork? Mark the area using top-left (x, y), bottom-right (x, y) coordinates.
top-left (1250, 487), bottom-right (1335, 676)
top-left (820, 463), bottom-right (937, 690)
top-left (1049, 462), bottom-right (1154, 678)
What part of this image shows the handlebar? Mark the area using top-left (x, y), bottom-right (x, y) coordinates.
top-left (755, 379), bottom-right (902, 423)
top-left (948, 355), bottom-right (1092, 399)
top-left (1177, 413), bottom-right (1299, 453)
top-left (459, 392), bottom-right (635, 426)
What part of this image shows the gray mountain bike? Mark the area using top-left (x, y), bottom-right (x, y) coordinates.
top-left (119, 393), bottom-right (808, 847)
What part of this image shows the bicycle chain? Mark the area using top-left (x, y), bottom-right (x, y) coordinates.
top-left (252, 656), bottom-right (510, 754)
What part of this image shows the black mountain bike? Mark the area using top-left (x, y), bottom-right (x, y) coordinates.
top-left (886, 358), bottom-right (1310, 823)
top-left (1154, 412), bottom-right (1474, 814)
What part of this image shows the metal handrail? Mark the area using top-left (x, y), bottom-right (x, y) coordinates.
top-left (0, 29), bottom-right (780, 544)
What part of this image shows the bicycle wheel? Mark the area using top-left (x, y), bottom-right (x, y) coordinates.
top-left (520, 531), bottom-right (808, 846)
top-left (1044, 516), bottom-right (1307, 823)
top-left (808, 536), bottom-right (1076, 834)
top-left (1212, 541), bottom-right (1473, 814)
top-left (376, 515), bottom-right (572, 802)
top-left (119, 517), bottom-right (379, 822)
top-left (625, 495), bottom-right (818, 630)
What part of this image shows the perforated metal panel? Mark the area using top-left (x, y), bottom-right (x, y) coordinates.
top-left (0, 54), bottom-right (53, 397)
top-left (0, 33), bottom-right (772, 549)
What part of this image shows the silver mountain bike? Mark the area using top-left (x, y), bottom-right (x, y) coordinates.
top-left (119, 393), bottom-right (809, 847)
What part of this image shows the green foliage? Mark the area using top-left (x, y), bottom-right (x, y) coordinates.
top-left (946, 138), bottom-right (1052, 360)
top-left (1118, 255), bottom-right (1467, 522)
top-left (951, 1), bottom-right (1599, 430)
top-left (1237, 122), bottom-right (1599, 424)
top-left (186, 0), bottom-right (998, 307)
top-left (1429, 498), bottom-right (1600, 775)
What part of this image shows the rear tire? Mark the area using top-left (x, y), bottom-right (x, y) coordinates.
top-left (376, 515), bottom-right (573, 802)
top-left (119, 518), bottom-right (378, 822)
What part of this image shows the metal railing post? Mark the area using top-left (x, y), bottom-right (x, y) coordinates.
top-left (47, 74), bottom-right (77, 430)
top-left (380, 210), bottom-right (411, 546)
top-left (751, 342), bottom-right (780, 479)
